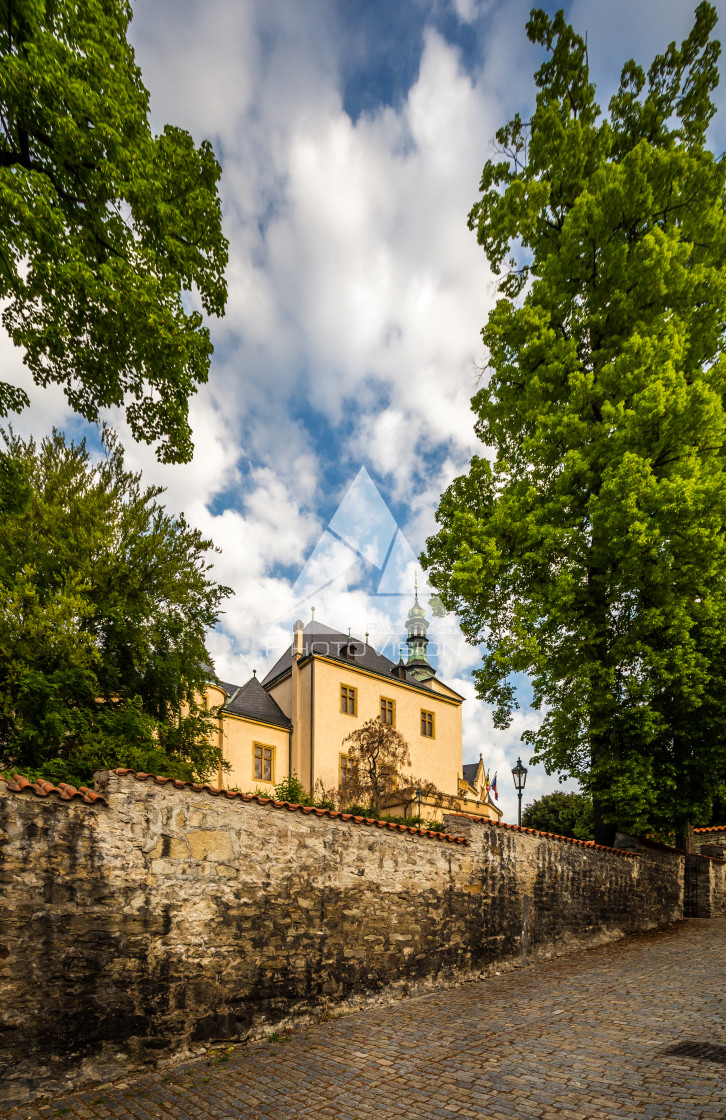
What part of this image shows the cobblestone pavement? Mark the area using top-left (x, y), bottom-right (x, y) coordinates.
top-left (5, 918), bottom-right (726, 1120)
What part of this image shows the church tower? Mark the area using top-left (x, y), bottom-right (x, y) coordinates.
top-left (405, 582), bottom-right (435, 682)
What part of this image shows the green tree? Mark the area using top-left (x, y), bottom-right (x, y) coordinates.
top-left (422, 4), bottom-right (726, 845)
top-left (710, 783), bottom-right (726, 825)
top-left (0, 0), bottom-right (227, 463)
top-left (521, 791), bottom-right (594, 841)
top-left (0, 429), bottom-right (231, 786)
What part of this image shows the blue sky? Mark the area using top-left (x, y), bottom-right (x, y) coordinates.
top-left (4, 0), bottom-right (725, 822)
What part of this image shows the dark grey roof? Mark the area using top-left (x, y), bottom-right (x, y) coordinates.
top-left (215, 678), bottom-right (240, 698)
top-left (221, 675), bottom-right (292, 730)
top-left (462, 763), bottom-right (479, 785)
top-left (261, 620), bottom-right (435, 694)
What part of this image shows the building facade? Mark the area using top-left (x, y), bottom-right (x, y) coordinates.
top-left (207, 598), bottom-right (502, 824)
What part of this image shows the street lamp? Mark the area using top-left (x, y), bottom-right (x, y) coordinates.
top-left (511, 757), bottom-right (528, 826)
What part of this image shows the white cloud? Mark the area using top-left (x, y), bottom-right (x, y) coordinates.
top-left (130, 0), bottom-right (259, 139)
top-left (450, 0), bottom-right (481, 24)
top-left (10, 0), bottom-right (712, 814)
top-left (2, 0), bottom-right (544, 801)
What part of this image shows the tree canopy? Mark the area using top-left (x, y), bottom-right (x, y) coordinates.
top-left (0, 0), bottom-right (227, 463)
top-left (422, 4), bottom-right (726, 843)
top-left (521, 791), bottom-right (594, 841)
top-left (0, 429), bottom-right (231, 786)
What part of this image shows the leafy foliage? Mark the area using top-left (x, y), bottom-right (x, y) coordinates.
top-left (271, 773), bottom-right (335, 810)
top-left (273, 774), bottom-right (310, 805)
top-left (0, 0), bottom-right (228, 463)
top-left (521, 791), bottom-right (594, 841)
top-left (0, 429), bottom-right (231, 785)
top-left (422, 4), bottom-right (726, 841)
top-left (709, 786), bottom-right (726, 825)
top-left (337, 803), bottom-right (445, 830)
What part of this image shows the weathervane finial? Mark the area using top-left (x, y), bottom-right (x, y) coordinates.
top-left (311, 606), bottom-right (315, 621)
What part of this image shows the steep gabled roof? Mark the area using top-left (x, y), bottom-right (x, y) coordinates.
top-left (261, 620), bottom-right (444, 697)
top-left (462, 762), bottom-right (479, 786)
top-left (221, 675), bottom-right (292, 730)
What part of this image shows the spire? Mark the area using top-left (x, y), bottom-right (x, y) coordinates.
top-left (404, 581), bottom-right (435, 682)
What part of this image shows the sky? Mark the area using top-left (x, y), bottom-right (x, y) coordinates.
top-left (4, 0), bottom-right (726, 824)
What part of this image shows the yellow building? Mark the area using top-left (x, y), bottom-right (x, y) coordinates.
top-left (209, 596), bottom-right (502, 824)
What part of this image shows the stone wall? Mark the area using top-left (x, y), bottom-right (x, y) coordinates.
top-left (694, 825), bottom-right (726, 858)
top-left (440, 814), bottom-right (684, 964)
top-left (0, 771), bottom-right (686, 1106)
top-left (694, 854), bottom-right (726, 918)
top-left (714, 858), bottom-right (726, 916)
top-left (688, 828), bottom-right (726, 916)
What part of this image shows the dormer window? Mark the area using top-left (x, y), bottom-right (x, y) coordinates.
top-left (341, 642), bottom-right (358, 661)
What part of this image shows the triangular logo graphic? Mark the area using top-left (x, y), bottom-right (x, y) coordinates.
top-left (328, 466), bottom-right (398, 567)
top-left (291, 530), bottom-right (359, 601)
top-left (376, 529), bottom-right (419, 596)
top-left (265, 465), bottom-right (447, 675)
top-left (291, 467), bottom-right (425, 608)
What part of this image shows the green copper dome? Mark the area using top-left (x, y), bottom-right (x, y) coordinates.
top-left (407, 597), bottom-right (427, 619)
top-left (404, 587), bottom-right (435, 682)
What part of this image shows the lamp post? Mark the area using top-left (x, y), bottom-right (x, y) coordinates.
top-left (511, 757), bottom-right (528, 827)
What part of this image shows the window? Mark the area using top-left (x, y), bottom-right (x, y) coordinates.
top-left (253, 743), bottom-right (275, 783)
top-left (340, 753), bottom-right (356, 785)
top-left (381, 765), bottom-right (396, 795)
top-left (341, 684), bottom-right (357, 715)
top-left (421, 710), bottom-right (435, 738)
top-left (380, 697), bottom-right (395, 726)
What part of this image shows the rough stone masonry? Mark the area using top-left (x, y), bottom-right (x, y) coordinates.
top-left (0, 768), bottom-right (722, 1107)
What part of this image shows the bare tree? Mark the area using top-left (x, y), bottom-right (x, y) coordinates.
top-left (340, 718), bottom-right (412, 811)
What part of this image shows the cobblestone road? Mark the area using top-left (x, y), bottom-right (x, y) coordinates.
top-left (5, 918), bottom-right (726, 1120)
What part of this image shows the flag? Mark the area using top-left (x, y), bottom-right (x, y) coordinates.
top-left (491, 773), bottom-right (498, 800)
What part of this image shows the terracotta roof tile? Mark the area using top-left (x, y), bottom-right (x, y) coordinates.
top-left (0, 774), bottom-right (108, 805)
top-left (694, 824), bottom-right (726, 833)
top-left (111, 769), bottom-right (469, 844)
top-left (445, 812), bottom-right (637, 858)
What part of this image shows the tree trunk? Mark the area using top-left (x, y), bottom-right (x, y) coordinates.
top-left (586, 560), bottom-right (617, 848)
top-left (592, 795), bottom-right (617, 847)
top-left (675, 821), bottom-right (695, 854)
top-left (590, 716), bottom-right (618, 848)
